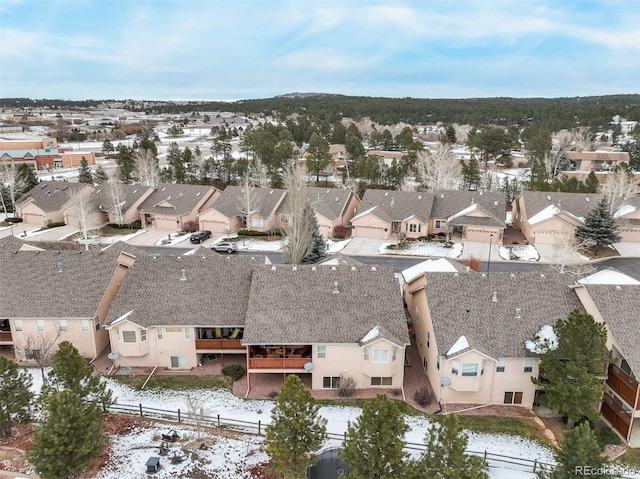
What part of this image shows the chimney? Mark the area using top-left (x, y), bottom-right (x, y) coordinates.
top-left (332, 281), bottom-right (340, 294)
top-left (492, 291), bottom-right (498, 303)
top-left (180, 269), bottom-right (187, 281)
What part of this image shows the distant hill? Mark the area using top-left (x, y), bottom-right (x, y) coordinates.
top-left (273, 92), bottom-right (333, 99)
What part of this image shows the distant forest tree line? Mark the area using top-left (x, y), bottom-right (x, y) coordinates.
top-left (2, 94), bottom-right (639, 131)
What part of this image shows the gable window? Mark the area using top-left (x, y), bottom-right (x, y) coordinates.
top-left (435, 220), bottom-right (445, 229)
top-left (94, 316), bottom-right (100, 331)
top-left (322, 376), bottom-right (340, 389)
top-left (170, 356), bottom-right (188, 369)
top-left (427, 331), bottom-right (430, 348)
top-left (140, 329), bottom-right (147, 342)
top-left (408, 223), bottom-right (421, 233)
top-left (451, 360), bottom-right (459, 375)
top-left (184, 328), bottom-right (191, 340)
top-left (524, 358), bottom-right (535, 373)
top-left (371, 377), bottom-right (393, 386)
top-left (317, 345), bottom-right (326, 359)
top-left (504, 391), bottom-right (523, 405)
top-left (462, 363), bottom-right (478, 377)
top-left (157, 328), bottom-right (164, 340)
top-left (496, 358), bottom-right (506, 373)
top-left (13, 320), bottom-right (22, 332)
top-left (58, 320), bottom-right (68, 332)
top-left (373, 349), bottom-right (388, 363)
top-left (251, 217), bottom-right (264, 228)
top-left (392, 347), bottom-right (397, 361)
top-left (122, 331), bottom-right (137, 343)
top-left (363, 347), bottom-right (370, 361)
top-left (436, 355), bottom-right (440, 370)
top-left (80, 320), bottom-right (89, 332)
top-left (36, 320), bottom-right (45, 332)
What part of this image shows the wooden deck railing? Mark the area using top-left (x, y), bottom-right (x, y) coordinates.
top-left (195, 338), bottom-right (244, 350)
top-left (607, 364), bottom-right (640, 409)
top-left (248, 357), bottom-right (309, 370)
top-left (0, 331), bottom-right (13, 342)
top-left (601, 394), bottom-right (631, 439)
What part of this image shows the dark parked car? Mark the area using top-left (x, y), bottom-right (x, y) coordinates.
top-left (189, 230), bottom-right (212, 244)
top-left (211, 241), bottom-right (238, 253)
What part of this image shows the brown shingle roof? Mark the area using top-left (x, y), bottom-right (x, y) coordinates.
top-left (431, 190), bottom-right (506, 227)
top-left (90, 184), bottom-right (153, 213)
top-left (277, 187), bottom-right (355, 221)
top-left (356, 189), bottom-right (434, 223)
top-left (139, 183), bottom-right (217, 216)
top-left (583, 284), bottom-right (640, 376)
top-left (17, 181), bottom-right (93, 212)
top-left (520, 191), bottom-right (602, 222)
top-left (208, 186), bottom-right (286, 218)
top-left (242, 265), bottom-right (409, 345)
top-left (424, 272), bottom-right (584, 358)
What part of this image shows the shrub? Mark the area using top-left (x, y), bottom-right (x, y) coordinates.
top-left (5, 217), bottom-right (23, 224)
top-left (413, 386), bottom-right (433, 407)
top-left (391, 389), bottom-right (402, 397)
top-left (106, 220), bottom-right (141, 230)
top-left (267, 391), bottom-right (279, 399)
top-left (597, 425), bottom-right (622, 448)
top-left (182, 220), bottom-right (199, 233)
top-left (462, 256), bottom-right (481, 272)
top-left (238, 229), bottom-right (268, 237)
top-left (333, 225), bottom-right (350, 239)
top-left (337, 375), bottom-right (357, 397)
top-left (46, 222), bottom-right (66, 228)
top-left (221, 364), bottom-right (246, 381)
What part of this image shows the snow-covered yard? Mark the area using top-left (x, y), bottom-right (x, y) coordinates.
top-left (499, 245), bottom-right (540, 261)
top-left (380, 240), bottom-right (463, 258)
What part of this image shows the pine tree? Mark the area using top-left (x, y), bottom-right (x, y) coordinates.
top-left (539, 423), bottom-right (612, 479)
top-left (102, 139), bottom-right (114, 159)
top-left (461, 158), bottom-right (482, 190)
top-left (16, 163), bottom-right (39, 192)
top-left (264, 375), bottom-right (327, 478)
top-left (0, 356), bottom-right (34, 438)
top-left (77, 157), bottom-right (93, 184)
top-left (301, 205), bottom-right (327, 264)
top-left (341, 394), bottom-right (409, 479)
top-left (93, 165), bottom-right (109, 184)
top-left (532, 310), bottom-right (608, 427)
top-left (28, 390), bottom-right (104, 479)
top-left (411, 414), bottom-right (488, 479)
top-left (584, 171), bottom-right (600, 194)
top-left (42, 341), bottom-right (113, 412)
top-left (575, 198), bottom-right (621, 256)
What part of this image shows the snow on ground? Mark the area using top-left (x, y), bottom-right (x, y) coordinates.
top-left (499, 245), bottom-right (540, 261)
top-left (381, 241), bottom-right (463, 258)
top-left (154, 233), bottom-right (190, 246)
top-left (325, 238), bottom-right (351, 253)
top-left (214, 235), bottom-right (287, 252)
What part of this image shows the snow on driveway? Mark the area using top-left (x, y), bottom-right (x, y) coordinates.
top-left (381, 241), bottom-right (463, 258)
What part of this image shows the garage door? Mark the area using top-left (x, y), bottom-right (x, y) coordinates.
top-left (200, 219), bottom-right (229, 234)
top-left (22, 213), bottom-right (45, 226)
top-left (465, 228), bottom-right (495, 243)
top-left (154, 216), bottom-right (177, 230)
top-left (354, 225), bottom-right (386, 239)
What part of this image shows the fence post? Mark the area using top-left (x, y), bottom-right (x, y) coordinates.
top-left (139, 403), bottom-right (143, 417)
top-left (533, 459), bottom-right (537, 472)
top-left (178, 409), bottom-right (181, 422)
top-left (258, 420), bottom-right (261, 435)
top-left (483, 450), bottom-right (487, 465)
top-left (217, 414), bottom-right (220, 428)
top-left (343, 432), bottom-right (347, 443)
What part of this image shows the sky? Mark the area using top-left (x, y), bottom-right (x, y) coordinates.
top-left (0, 0), bottom-right (639, 101)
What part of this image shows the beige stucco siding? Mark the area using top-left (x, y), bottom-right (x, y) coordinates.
top-left (18, 202), bottom-right (63, 226)
top-left (351, 214), bottom-right (390, 239)
top-left (199, 209), bottom-right (242, 234)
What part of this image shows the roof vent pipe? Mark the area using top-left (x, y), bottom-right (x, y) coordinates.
top-left (492, 291), bottom-right (498, 303)
top-left (57, 263), bottom-right (63, 273)
top-left (515, 307), bottom-right (522, 319)
top-left (180, 269), bottom-right (187, 281)
top-left (332, 281), bottom-right (340, 294)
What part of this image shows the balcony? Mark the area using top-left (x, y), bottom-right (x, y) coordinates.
top-left (248, 345), bottom-right (312, 371)
top-left (601, 393), bottom-right (631, 439)
top-left (0, 330), bottom-right (13, 344)
top-left (249, 357), bottom-right (310, 370)
top-left (195, 338), bottom-right (243, 351)
top-left (607, 364), bottom-right (640, 409)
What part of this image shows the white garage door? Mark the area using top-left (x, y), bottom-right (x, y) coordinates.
top-left (355, 225), bottom-right (386, 239)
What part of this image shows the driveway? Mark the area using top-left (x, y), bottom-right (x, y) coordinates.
top-left (125, 228), bottom-right (180, 246)
top-left (340, 237), bottom-right (387, 256)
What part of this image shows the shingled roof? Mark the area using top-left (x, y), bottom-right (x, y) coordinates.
top-left (139, 183), bottom-right (217, 216)
top-left (423, 272), bottom-right (584, 359)
top-left (105, 254), bottom-right (262, 328)
top-left (582, 284), bottom-right (640, 376)
top-left (16, 181), bottom-right (93, 212)
top-left (208, 185), bottom-right (286, 218)
top-left (243, 265), bottom-right (410, 345)
top-left (520, 191), bottom-right (602, 224)
top-left (277, 187), bottom-right (356, 221)
top-left (90, 184), bottom-right (153, 213)
top-left (431, 190), bottom-right (506, 227)
top-left (0, 248), bottom-right (124, 318)
top-left (355, 189), bottom-right (434, 223)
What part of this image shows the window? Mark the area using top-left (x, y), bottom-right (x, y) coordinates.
top-left (371, 377), bottom-right (393, 386)
top-left (94, 316), bottom-right (100, 331)
top-left (25, 349), bottom-right (41, 361)
top-left (451, 360), bottom-right (459, 375)
top-left (408, 223), bottom-right (421, 233)
top-left (157, 328), bottom-right (163, 340)
top-left (317, 345), bottom-right (326, 359)
top-left (165, 327), bottom-right (182, 333)
top-left (184, 328), bottom-right (191, 340)
top-left (504, 391), bottom-right (523, 405)
top-left (80, 320), bottom-right (89, 332)
top-left (36, 320), bottom-right (45, 332)
top-left (363, 347), bottom-right (370, 361)
top-left (436, 355), bottom-right (440, 370)
top-left (435, 220), bottom-right (444, 229)
top-left (170, 356), bottom-right (188, 369)
top-left (373, 349), bottom-right (388, 363)
top-left (462, 363), bottom-right (478, 377)
top-left (13, 320), bottom-right (22, 332)
top-left (496, 358), bottom-right (506, 373)
top-left (58, 320), bottom-right (67, 332)
top-left (322, 376), bottom-right (340, 389)
top-left (392, 347), bottom-right (397, 361)
top-left (122, 331), bottom-right (136, 343)
top-left (140, 329), bottom-right (147, 342)
top-left (251, 217), bottom-right (264, 228)
top-left (524, 358), bottom-right (535, 373)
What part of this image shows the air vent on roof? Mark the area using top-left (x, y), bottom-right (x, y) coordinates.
top-left (479, 191), bottom-right (484, 196)
top-left (546, 195), bottom-right (552, 200)
top-left (440, 194), bottom-right (445, 199)
top-left (351, 266), bottom-right (356, 271)
top-left (161, 187), bottom-right (166, 192)
top-left (61, 186), bottom-right (68, 191)
top-left (269, 190), bottom-right (274, 195)
top-left (331, 266), bottom-right (336, 271)
top-left (133, 189), bottom-right (138, 194)
top-left (493, 201), bottom-right (498, 208)
top-left (271, 265), bottom-right (276, 270)
top-left (335, 197), bottom-right (339, 202)
top-left (615, 285), bottom-right (622, 290)
top-left (292, 266), bottom-right (297, 271)
top-left (454, 272), bottom-right (459, 276)
top-left (332, 281), bottom-right (340, 294)
top-left (166, 195), bottom-right (171, 200)
top-left (41, 184), bottom-right (48, 189)
top-left (418, 195), bottom-right (422, 200)
top-left (384, 192), bottom-right (389, 197)
top-left (180, 269), bottom-right (187, 281)
top-left (46, 191), bottom-right (51, 196)
top-left (311, 266), bottom-right (316, 271)
top-left (585, 197), bottom-right (590, 202)
top-left (57, 263), bottom-right (63, 273)
top-left (371, 266), bottom-right (376, 271)
top-left (326, 189), bottom-right (330, 193)
top-left (492, 291), bottom-right (498, 302)
top-left (515, 308), bottom-right (522, 319)
top-left (510, 273), bottom-right (515, 278)
top-left (196, 191), bottom-right (201, 197)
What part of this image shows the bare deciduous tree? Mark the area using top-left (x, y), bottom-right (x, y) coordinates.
top-left (250, 156), bottom-right (269, 188)
top-left (549, 236), bottom-right (597, 275)
top-left (15, 329), bottom-right (62, 381)
top-left (184, 393), bottom-right (207, 439)
top-left (601, 163), bottom-right (639, 214)
top-left (282, 164), bottom-right (312, 264)
top-left (134, 148), bottom-right (159, 187)
top-left (240, 172), bottom-right (259, 230)
top-left (67, 189), bottom-right (95, 251)
top-left (414, 144), bottom-right (462, 191)
top-left (107, 175), bottom-right (126, 225)
top-left (0, 161), bottom-right (25, 218)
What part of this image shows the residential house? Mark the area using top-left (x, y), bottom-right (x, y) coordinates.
top-left (613, 196), bottom-right (640, 243)
top-left (350, 190), bottom-right (434, 240)
top-left (242, 265), bottom-right (410, 391)
top-left (197, 186), bottom-right (286, 234)
top-left (139, 183), bottom-right (221, 230)
top-left (366, 150), bottom-right (405, 167)
top-left (565, 150), bottom-right (631, 175)
top-left (276, 187), bottom-right (361, 239)
top-left (572, 283), bottom-right (640, 447)
top-left (0, 246), bottom-right (135, 362)
top-left (16, 181), bottom-right (95, 226)
top-left (404, 272), bottom-right (584, 409)
top-left (430, 190), bottom-right (506, 244)
top-left (90, 184), bottom-right (154, 225)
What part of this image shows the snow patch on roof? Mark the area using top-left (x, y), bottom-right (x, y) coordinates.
top-left (525, 325), bottom-right (558, 354)
top-left (614, 204), bottom-right (637, 218)
top-left (401, 258), bottom-right (458, 282)
top-left (528, 205), bottom-right (560, 225)
top-left (578, 269), bottom-right (640, 285)
top-left (108, 309), bottom-right (135, 327)
top-left (446, 335), bottom-right (470, 356)
top-left (360, 326), bottom-right (380, 343)
top-left (351, 205), bottom-right (378, 221)
top-left (447, 203), bottom-right (478, 222)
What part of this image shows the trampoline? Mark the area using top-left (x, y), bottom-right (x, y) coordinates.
top-left (307, 448), bottom-right (350, 479)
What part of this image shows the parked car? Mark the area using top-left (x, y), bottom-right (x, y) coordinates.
top-left (189, 230), bottom-right (212, 244)
top-left (211, 241), bottom-right (238, 253)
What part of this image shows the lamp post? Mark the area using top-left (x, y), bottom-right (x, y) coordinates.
top-left (487, 233), bottom-right (494, 275)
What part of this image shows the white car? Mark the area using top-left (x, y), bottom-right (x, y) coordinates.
top-left (211, 241), bottom-right (238, 254)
